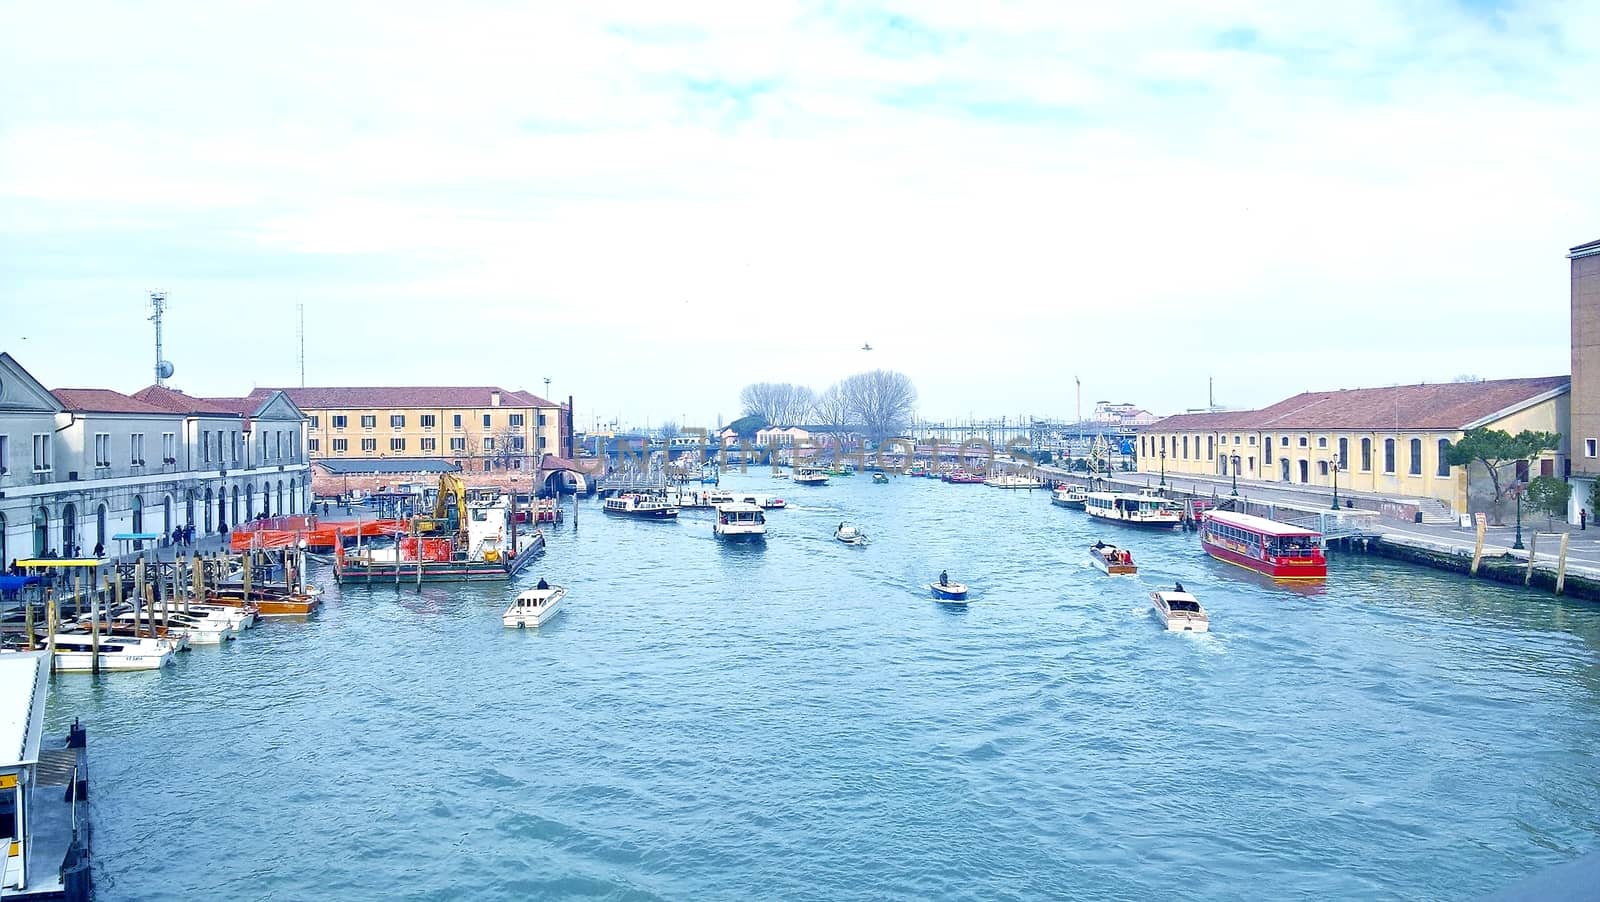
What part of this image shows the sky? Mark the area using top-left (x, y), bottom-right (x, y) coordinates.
top-left (2, 1), bottom-right (1597, 428)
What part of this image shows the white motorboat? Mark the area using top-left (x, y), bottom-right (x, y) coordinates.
top-left (984, 473), bottom-right (1045, 489)
top-left (603, 493), bottom-right (680, 519)
top-left (88, 609), bottom-right (237, 644)
top-left (834, 523), bottom-right (868, 546)
top-left (1051, 486), bottom-right (1088, 509)
top-left (180, 602), bottom-right (259, 630)
top-left (713, 502), bottom-right (767, 538)
top-left (1152, 589), bottom-right (1209, 633)
top-left (43, 631), bottom-right (179, 671)
top-left (503, 585), bottom-right (565, 628)
top-left (792, 468), bottom-right (829, 486)
top-left (1089, 542), bottom-right (1138, 575)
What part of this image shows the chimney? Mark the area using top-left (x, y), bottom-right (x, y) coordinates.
top-left (491, 391), bottom-right (501, 407)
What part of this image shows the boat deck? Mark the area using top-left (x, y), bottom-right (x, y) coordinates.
top-left (11, 731), bottom-right (91, 902)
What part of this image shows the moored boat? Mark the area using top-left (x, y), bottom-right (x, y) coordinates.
top-left (1084, 491), bottom-right (1182, 528)
top-left (1089, 541), bottom-right (1137, 575)
top-left (1051, 486), bottom-right (1088, 509)
top-left (503, 584), bottom-right (565, 628)
top-left (1200, 511), bottom-right (1327, 579)
top-left (44, 631), bottom-right (179, 671)
top-left (713, 502), bottom-right (767, 538)
top-left (984, 473), bottom-right (1045, 489)
top-left (603, 493), bottom-right (681, 519)
top-left (1151, 587), bottom-right (1209, 632)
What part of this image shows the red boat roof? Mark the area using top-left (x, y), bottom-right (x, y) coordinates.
top-left (1203, 510), bottom-right (1321, 538)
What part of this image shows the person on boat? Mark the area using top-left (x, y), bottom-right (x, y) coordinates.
top-left (1094, 540), bottom-right (1106, 549)
top-left (1174, 582), bottom-right (1185, 593)
top-left (536, 577), bottom-right (550, 590)
top-left (939, 569), bottom-right (949, 586)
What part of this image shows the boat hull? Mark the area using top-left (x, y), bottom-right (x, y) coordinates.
top-left (1090, 557), bottom-right (1137, 575)
top-left (603, 507), bottom-right (680, 519)
top-left (929, 583), bottom-right (968, 601)
top-left (1159, 615), bottom-right (1209, 633)
top-left (1084, 509), bottom-right (1181, 529)
top-left (1202, 538), bottom-right (1327, 579)
top-left (50, 649), bottom-right (174, 671)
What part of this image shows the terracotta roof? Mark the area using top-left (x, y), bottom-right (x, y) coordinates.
top-left (131, 385), bottom-right (241, 416)
top-left (1150, 376), bottom-right (1569, 433)
top-left (198, 397), bottom-right (261, 416)
top-left (248, 386), bottom-right (557, 409)
top-left (50, 388), bottom-right (174, 415)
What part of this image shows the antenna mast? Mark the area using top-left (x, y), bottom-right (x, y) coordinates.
top-left (149, 292), bottom-right (174, 386)
top-left (297, 302), bottom-right (306, 387)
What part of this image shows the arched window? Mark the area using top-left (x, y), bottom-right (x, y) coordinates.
top-left (290, 479), bottom-right (298, 514)
top-left (131, 495), bottom-right (143, 549)
top-left (163, 496), bottom-right (173, 536)
top-left (276, 480), bottom-right (284, 516)
top-left (1361, 438), bottom-right (1372, 472)
top-left (61, 503), bottom-right (77, 557)
top-left (1383, 439), bottom-right (1396, 474)
top-left (33, 505), bottom-right (48, 557)
top-left (217, 487), bottom-right (227, 530)
top-left (1409, 438), bottom-right (1423, 476)
top-left (231, 487), bottom-right (240, 526)
top-left (96, 504), bottom-right (107, 550)
top-left (1337, 437), bottom-right (1348, 470)
top-left (1437, 439), bottom-right (1451, 477)
top-left (204, 488), bottom-right (214, 532)
top-left (246, 483), bottom-right (256, 519)
top-left (1182, 435), bottom-right (1189, 459)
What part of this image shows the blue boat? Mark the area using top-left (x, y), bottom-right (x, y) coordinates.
top-left (929, 581), bottom-right (969, 602)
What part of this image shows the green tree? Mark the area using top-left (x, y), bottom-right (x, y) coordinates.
top-left (1525, 475), bottom-right (1570, 529)
top-left (727, 414), bottom-right (767, 438)
top-left (1445, 428), bottom-right (1561, 524)
top-left (1587, 480), bottom-right (1600, 524)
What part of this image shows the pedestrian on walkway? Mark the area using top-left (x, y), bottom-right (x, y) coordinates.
top-left (186, 523), bottom-right (195, 546)
top-left (93, 541), bottom-right (103, 558)
top-left (1582, 509), bottom-right (1588, 531)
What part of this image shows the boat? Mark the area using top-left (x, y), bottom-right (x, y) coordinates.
top-left (1051, 485), bottom-right (1088, 509)
top-left (984, 473), bottom-right (1045, 489)
top-left (1089, 542), bottom-right (1137, 575)
top-left (700, 466), bottom-right (720, 485)
top-left (603, 493), bottom-right (681, 519)
top-left (44, 631), bottom-right (179, 671)
top-left (1200, 510), bottom-right (1328, 579)
top-left (929, 580), bottom-right (969, 602)
top-left (85, 609), bottom-right (236, 644)
top-left (834, 523), bottom-right (868, 546)
top-left (0, 653), bottom-right (94, 902)
top-left (872, 472), bottom-right (889, 484)
top-left (713, 502), bottom-right (767, 539)
top-left (792, 468), bottom-right (830, 486)
top-left (945, 470), bottom-right (985, 484)
top-left (771, 473), bottom-right (789, 480)
top-left (1083, 491), bottom-right (1182, 529)
top-left (335, 475), bottom-right (543, 583)
top-left (908, 464), bottom-right (929, 478)
top-left (1151, 588), bottom-right (1209, 632)
top-left (502, 584), bottom-right (565, 628)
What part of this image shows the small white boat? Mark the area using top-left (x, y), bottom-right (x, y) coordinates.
top-left (44, 631), bottom-right (179, 671)
top-left (1089, 542), bottom-right (1137, 575)
top-left (792, 468), bottom-right (829, 486)
top-left (1051, 486), bottom-right (1087, 509)
top-left (1152, 589), bottom-right (1209, 633)
top-left (834, 523), bottom-right (868, 546)
top-left (88, 609), bottom-right (237, 644)
top-left (714, 502), bottom-right (767, 538)
top-left (503, 585), bottom-right (565, 628)
top-left (771, 473), bottom-right (789, 480)
top-left (984, 473), bottom-right (1045, 489)
top-left (603, 493), bottom-right (681, 519)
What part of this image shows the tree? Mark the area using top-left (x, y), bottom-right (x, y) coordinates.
top-left (727, 414), bottom-right (766, 438)
top-left (1588, 480), bottom-right (1600, 524)
top-left (840, 369), bottom-right (917, 444)
top-left (658, 421), bottom-right (680, 441)
top-left (811, 383), bottom-right (853, 430)
top-left (739, 383), bottom-right (817, 426)
top-left (1445, 428), bottom-right (1561, 524)
top-left (1525, 475), bottom-right (1570, 529)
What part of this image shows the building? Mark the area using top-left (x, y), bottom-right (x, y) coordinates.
top-left (0, 352), bottom-right (311, 562)
top-left (259, 386), bottom-right (570, 474)
top-left (1090, 401), bottom-right (1159, 427)
top-left (1138, 376), bottom-right (1570, 516)
top-left (1569, 237), bottom-right (1600, 521)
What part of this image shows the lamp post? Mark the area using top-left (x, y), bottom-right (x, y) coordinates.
top-left (1230, 453), bottom-right (1240, 497)
top-left (1159, 450), bottom-right (1166, 488)
top-left (1330, 458), bottom-right (1341, 510)
top-left (1512, 484), bottom-right (1526, 550)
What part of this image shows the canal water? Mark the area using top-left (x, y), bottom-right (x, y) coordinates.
top-left (44, 471), bottom-right (1600, 900)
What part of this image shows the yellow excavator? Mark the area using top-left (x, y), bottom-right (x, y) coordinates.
top-left (413, 473), bottom-right (467, 536)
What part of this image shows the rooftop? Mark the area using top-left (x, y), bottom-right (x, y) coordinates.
top-left (131, 384), bottom-right (241, 416)
top-left (250, 386), bottom-right (557, 410)
top-left (314, 459), bottom-right (463, 475)
top-left (50, 387), bottom-right (174, 416)
top-left (0, 652), bottom-right (47, 768)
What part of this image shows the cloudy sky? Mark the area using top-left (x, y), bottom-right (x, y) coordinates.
top-left (2, 1), bottom-right (1596, 427)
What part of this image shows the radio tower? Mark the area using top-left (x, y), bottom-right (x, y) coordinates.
top-left (149, 292), bottom-right (174, 386)
top-left (297, 302), bottom-right (306, 387)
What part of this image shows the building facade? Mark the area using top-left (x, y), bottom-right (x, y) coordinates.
top-left (263, 386), bottom-right (569, 474)
top-left (1138, 376), bottom-right (1570, 516)
top-left (1569, 237), bottom-right (1600, 521)
top-left (0, 353), bottom-right (311, 562)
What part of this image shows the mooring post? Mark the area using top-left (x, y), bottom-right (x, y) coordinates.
top-left (46, 596), bottom-right (57, 674)
top-left (1525, 533), bottom-right (1539, 587)
top-left (1556, 532), bottom-right (1571, 596)
top-left (1470, 515), bottom-right (1487, 577)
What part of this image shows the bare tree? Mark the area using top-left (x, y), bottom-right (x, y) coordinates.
top-left (811, 383), bottom-right (853, 430)
top-left (740, 382), bottom-right (817, 426)
top-left (841, 370), bottom-right (917, 443)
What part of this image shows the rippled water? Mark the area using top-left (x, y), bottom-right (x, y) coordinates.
top-left (44, 471), bottom-right (1600, 900)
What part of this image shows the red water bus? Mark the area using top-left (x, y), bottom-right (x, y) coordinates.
top-left (1199, 510), bottom-right (1327, 580)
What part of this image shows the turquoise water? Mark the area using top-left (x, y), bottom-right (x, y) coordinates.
top-left (44, 472), bottom-right (1600, 900)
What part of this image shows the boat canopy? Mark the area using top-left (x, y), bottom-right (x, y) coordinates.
top-left (1203, 510), bottom-right (1319, 537)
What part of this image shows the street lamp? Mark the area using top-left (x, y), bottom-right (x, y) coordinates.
top-left (1230, 453), bottom-right (1240, 497)
top-left (1330, 458), bottom-right (1341, 510)
top-left (1159, 450), bottom-right (1166, 488)
top-left (1512, 484), bottom-right (1526, 550)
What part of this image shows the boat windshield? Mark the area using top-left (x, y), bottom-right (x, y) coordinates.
top-left (1167, 599), bottom-right (1202, 612)
top-left (1270, 536), bottom-right (1320, 558)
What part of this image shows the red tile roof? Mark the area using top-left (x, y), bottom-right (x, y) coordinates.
top-left (1150, 376), bottom-right (1569, 433)
top-left (131, 385), bottom-right (241, 416)
top-left (51, 388), bottom-right (174, 415)
top-left (247, 386), bottom-right (557, 409)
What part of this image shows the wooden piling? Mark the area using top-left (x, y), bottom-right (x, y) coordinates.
top-left (1525, 533), bottom-right (1539, 587)
top-left (134, 556), bottom-right (146, 637)
top-left (1556, 532), bottom-right (1571, 595)
top-left (90, 570), bottom-right (101, 675)
top-left (242, 551), bottom-right (253, 600)
top-left (24, 591), bottom-right (36, 651)
top-left (1470, 515), bottom-right (1487, 576)
top-left (46, 597), bottom-right (57, 674)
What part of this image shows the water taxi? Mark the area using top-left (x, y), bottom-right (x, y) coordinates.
top-left (944, 470), bottom-right (985, 484)
top-left (713, 502), bottom-right (767, 539)
top-left (38, 631), bottom-right (179, 671)
top-left (1089, 542), bottom-right (1137, 575)
top-left (1051, 485), bottom-right (1088, 509)
top-left (985, 473), bottom-right (1045, 489)
top-left (792, 468), bottom-right (829, 486)
top-left (1151, 588), bottom-right (1209, 632)
top-left (503, 584), bottom-right (565, 628)
top-left (85, 609), bottom-right (236, 644)
top-left (603, 493), bottom-right (681, 519)
top-left (834, 523), bottom-right (868, 546)
top-left (1084, 491), bottom-right (1182, 529)
top-left (1200, 510), bottom-right (1327, 579)
top-left (872, 472), bottom-right (890, 484)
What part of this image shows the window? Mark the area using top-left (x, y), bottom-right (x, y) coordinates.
top-left (1182, 435), bottom-right (1189, 459)
top-left (308, 415), bottom-right (320, 428)
top-left (163, 432), bottom-right (175, 463)
top-left (509, 414), bottom-right (524, 427)
top-left (1248, 435), bottom-right (1256, 445)
top-left (421, 438), bottom-right (436, 452)
top-left (1587, 439), bottom-right (1596, 458)
top-left (308, 438), bottom-right (320, 452)
top-left (450, 437), bottom-right (466, 452)
top-left (275, 431), bottom-right (283, 460)
top-left (538, 413), bottom-right (548, 427)
top-left (361, 415), bottom-right (376, 429)
top-left (421, 415), bottom-right (436, 429)
top-left (130, 433), bottom-right (144, 465)
top-left (1409, 438), bottom-right (1422, 476)
top-left (1298, 436), bottom-right (1308, 447)
top-left (203, 430), bottom-right (212, 463)
top-left (1318, 461), bottom-right (1329, 476)
top-left (538, 435), bottom-right (547, 449)
top-left (390, 414), bottom-right (405, 428)
top-left (332, 415), bottom-right (348, 429)
top-left (332, 438), bottom-right (348, 453)
top-left (1264, 436), bottom-right (1273, 465)
top-left (1384, 438), bottom-right (1395, 473)
top-left (1438, 439), bottom-right (1451, 477)
top-left (483, 437), bottom-right (495, 451)
top-left (94, 433), bottom-right (111, 468)
top-left (512, 436), bottom-right (525, 451)
top-left (1160, 436), bottom-right (1166, 455)
top-left (1515, 459), bottom-right (1530, 483)
top-left (1233, 435), bottom-right (1241, 445)
top-left (1317, 436), bottom-right (1327, 449)
top-left (234, 432), bottom-right (242, 464)
top-left (453, 414), bottom-right (463, 430)
top-left (0, 433), bottom-right (7, 472)
top-left (1207, 435), bottom-right (1215, 461)
top-left (483, 414), bottom-right (492, 429)
top-left (361, 438), bottom-right (376, 452)
top-left (1361, 438), bottom-right (1372, 472)
top-left (1337, 437), bottom-right (1347, 470)
top-left (390, 437), bottom-right (406, 452)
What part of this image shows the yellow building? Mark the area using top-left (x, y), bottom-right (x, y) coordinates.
top-left (250, 386), bottom-right (569, 473)
top-left (1139, 377), bottom-right (1569, 516)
